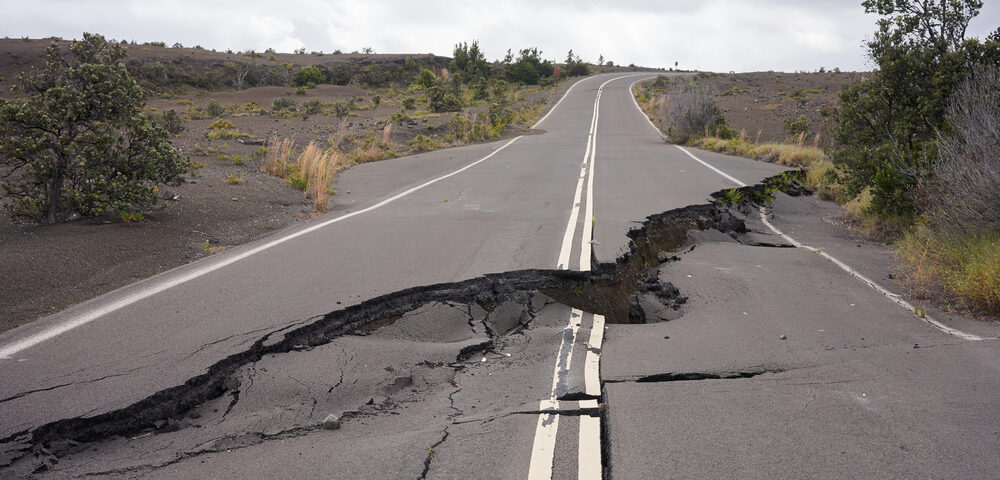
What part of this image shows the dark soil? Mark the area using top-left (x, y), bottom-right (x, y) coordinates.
top-left (696, 71), bottom-right (866, 149)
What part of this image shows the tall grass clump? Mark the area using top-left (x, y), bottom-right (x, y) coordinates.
top-left (262, 137), bottom-right (343, 212)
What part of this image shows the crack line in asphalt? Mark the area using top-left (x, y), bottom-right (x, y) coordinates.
top-left (1, 172), bottom-right (815, 474)
top-left (0, 135), bottom-right (525, 360)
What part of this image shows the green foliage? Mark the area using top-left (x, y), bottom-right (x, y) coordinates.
top-left (427, 83), bottom-right (463, 112)
top-left (451, 41), bottom-right (490, 80)
top-left (295, 65), bottom-right (325, 86)
top-left (0, 33), bottom-right (187, 223)
top-left (717, 188), bottom-right (743, 206)
top-left (416, 69), bottom-right (435, 88)
top-left (272, 96), bottom-right (296, 111)
top-left (563, 50), bottom-right (590, 77)
top-left (205, 99), bottom-right (225, 118)
top-left (783, 115), bottom-right (810, 139)
top-left (402, 97), bottom-right (417, 110)
top-left (387, 109), bottom-right (411, 124)
top-left (833, 0), bottom-right (1000, 220)
top-left (505, 48), bottom-right (555, 85)
top-left (156, 109), bottom-right (185, 135)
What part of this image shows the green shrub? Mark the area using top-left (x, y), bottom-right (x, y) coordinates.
top-left (205, 99), bottom-right (225, 118)
top-left (402, 97), bottom-right (417, 110)
top-left (0, 33), bottom-right (186, 223)
top-left (295, 65), bottom-right (325, 86)
top-left (417, 69), bottom-right (435, 88)
top-left (156, 109), bottom-right (185, 135)
top-left (783, 115), bottom-right (810, 139)
top-left (272, 96), bottom-right (296, 111)
top-left (428, 85), bottom-right (462, 112)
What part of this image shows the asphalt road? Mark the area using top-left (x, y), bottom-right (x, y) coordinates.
top-left (1, 72), bottom-right (997, 479)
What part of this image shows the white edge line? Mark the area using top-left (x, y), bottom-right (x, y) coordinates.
top-left (0, 136), bottom-right (524, 359)
top-left (533, 77), bottom-right (584, 128)
top-left (526, 404), bottom-right (560, 480)
top-left (578, 415), bottom-right (602, 480)
top-left (672, 145), bottom-right (986, 342)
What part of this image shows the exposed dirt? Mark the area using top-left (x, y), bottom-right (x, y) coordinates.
top-left (694, 71), bottom-right (866, 149)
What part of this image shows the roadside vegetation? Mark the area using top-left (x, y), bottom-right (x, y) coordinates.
top-left (635, 0), bottom-right (1000, 316)
top-left (0, 33), bottom-right (187, 224)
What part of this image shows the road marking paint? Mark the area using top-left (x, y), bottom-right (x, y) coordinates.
top-left (533, 76), bottom-right (585, 128)
top-left (528, 308), bottom-right (582, 480)
top-left (556, 75), bottom-right (631, 270)
top-left (0, 136), bottom-right (525, 359)
top-left (578, 415), bottom-right (602, 480)
top-left (549, 309), bottom-right (583, 395)
top-left (671, 146), bottom-right (988, 342)
top-left (527, 407), bottom-right (560, 480)
top-left (758, 214), bottom-right (987, 341)
top-left (579, 87), bottom-right (601, 272)
top-left (584, 314), bottom-right (605, 397)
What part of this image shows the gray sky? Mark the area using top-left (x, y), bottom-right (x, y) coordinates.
top-left (3, 0), bottom-right (998, 72)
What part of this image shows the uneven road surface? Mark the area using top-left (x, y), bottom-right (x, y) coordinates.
top-left (1, 73), bottom-right (998, 479)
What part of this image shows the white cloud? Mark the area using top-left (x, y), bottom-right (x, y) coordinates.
top-left (2, 0), bottom-right (997, 71)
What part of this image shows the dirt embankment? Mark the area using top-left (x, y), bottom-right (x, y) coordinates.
top-left (691, 71), bottom-right (865, 148)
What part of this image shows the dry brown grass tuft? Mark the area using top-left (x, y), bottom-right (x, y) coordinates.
top-left (262, 137), bottom-right (343, 212)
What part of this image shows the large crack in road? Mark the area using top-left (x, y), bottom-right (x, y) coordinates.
top-left (0, 176), bottom-right (810, 477)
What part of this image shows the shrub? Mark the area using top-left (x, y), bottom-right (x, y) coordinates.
top-left (295, 66), bottom-right (325, 86)
top-left (205, 99), bottom-right (225, 118)
top-left (783, 115), bottom-right (810, 139)
top-left (665, 80), bottom-right (722, 143)
top-left (402, 97), bottom-right (417, 110)
top-left (156, 109), bottom-right (185, 135)
top-left (272, 96), bottom-right (296, 111)
top-left (919, 65), bottom-right (1000, 234)
top-left (428, 85), bottom-right (462, 112)
top-left (0, 33), bottom-right (186, 223)
top-left (208, 119), bottom-right (235, 130)
top-left (417, 69), bottom-right (435, 88)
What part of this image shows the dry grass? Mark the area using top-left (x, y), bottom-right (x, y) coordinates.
top-left (262, 137), bottom-right (343, 212)
top-left (694, 135), bottom-right (827, 167)
top-left (897, 226), bottom-right (1000, 316)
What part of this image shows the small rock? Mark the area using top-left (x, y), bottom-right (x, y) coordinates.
top-left (663, 335), bottom-right (670, 339)
top-left (231, 197), bottom-right (238, 201)
top-left (322, 414), bottom-right (341, 430)
top-left (779, 335), bottom-right (788, 340)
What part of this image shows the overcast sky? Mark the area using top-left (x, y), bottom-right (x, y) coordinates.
top-left (3, 0), bottom-right (998, 72)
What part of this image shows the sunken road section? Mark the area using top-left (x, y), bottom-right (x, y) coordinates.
top-left (0, 176), bottom-right (807, 472)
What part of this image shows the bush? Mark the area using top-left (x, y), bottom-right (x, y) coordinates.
top-left (272, 96), bottom-right (296, 111)
top-left (783, 115), bottom-right (810, 139)
top-left (417, 69), bottom-right (435, 88)
top-left (0, 33), bottom-right (186, 223)
top-left (427, 85), bottom-right (462, 112)
top-left (919, 65), bottom-right (1000, 233)
top-left (156, 109), bottom-right (185, 135)
top-left (402, 97), bottom-right (417, 110)
top-left (665, 80), bottom-right (722, 143)
top-left (205, 99), bottom-right (225, 118)
top-left (295, 65), bottom-right (325, 86)
top-left (563, 49), bottom-right (590, 77)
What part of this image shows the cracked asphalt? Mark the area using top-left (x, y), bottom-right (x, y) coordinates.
top-left (2, 73), bottom-right (999, 479)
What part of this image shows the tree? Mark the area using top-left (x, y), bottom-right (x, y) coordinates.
top-left (564, 49), bottom-right (590, 77)
top-left (0, 33), bottom-right (187, 224)
top-left (832, 0), bottom-right (1000, 217)
top-left (451, 41), bottom-right (489, 80)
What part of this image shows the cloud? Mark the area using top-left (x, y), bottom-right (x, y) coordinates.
top-left (2, 0), bottom-right (995, 71)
